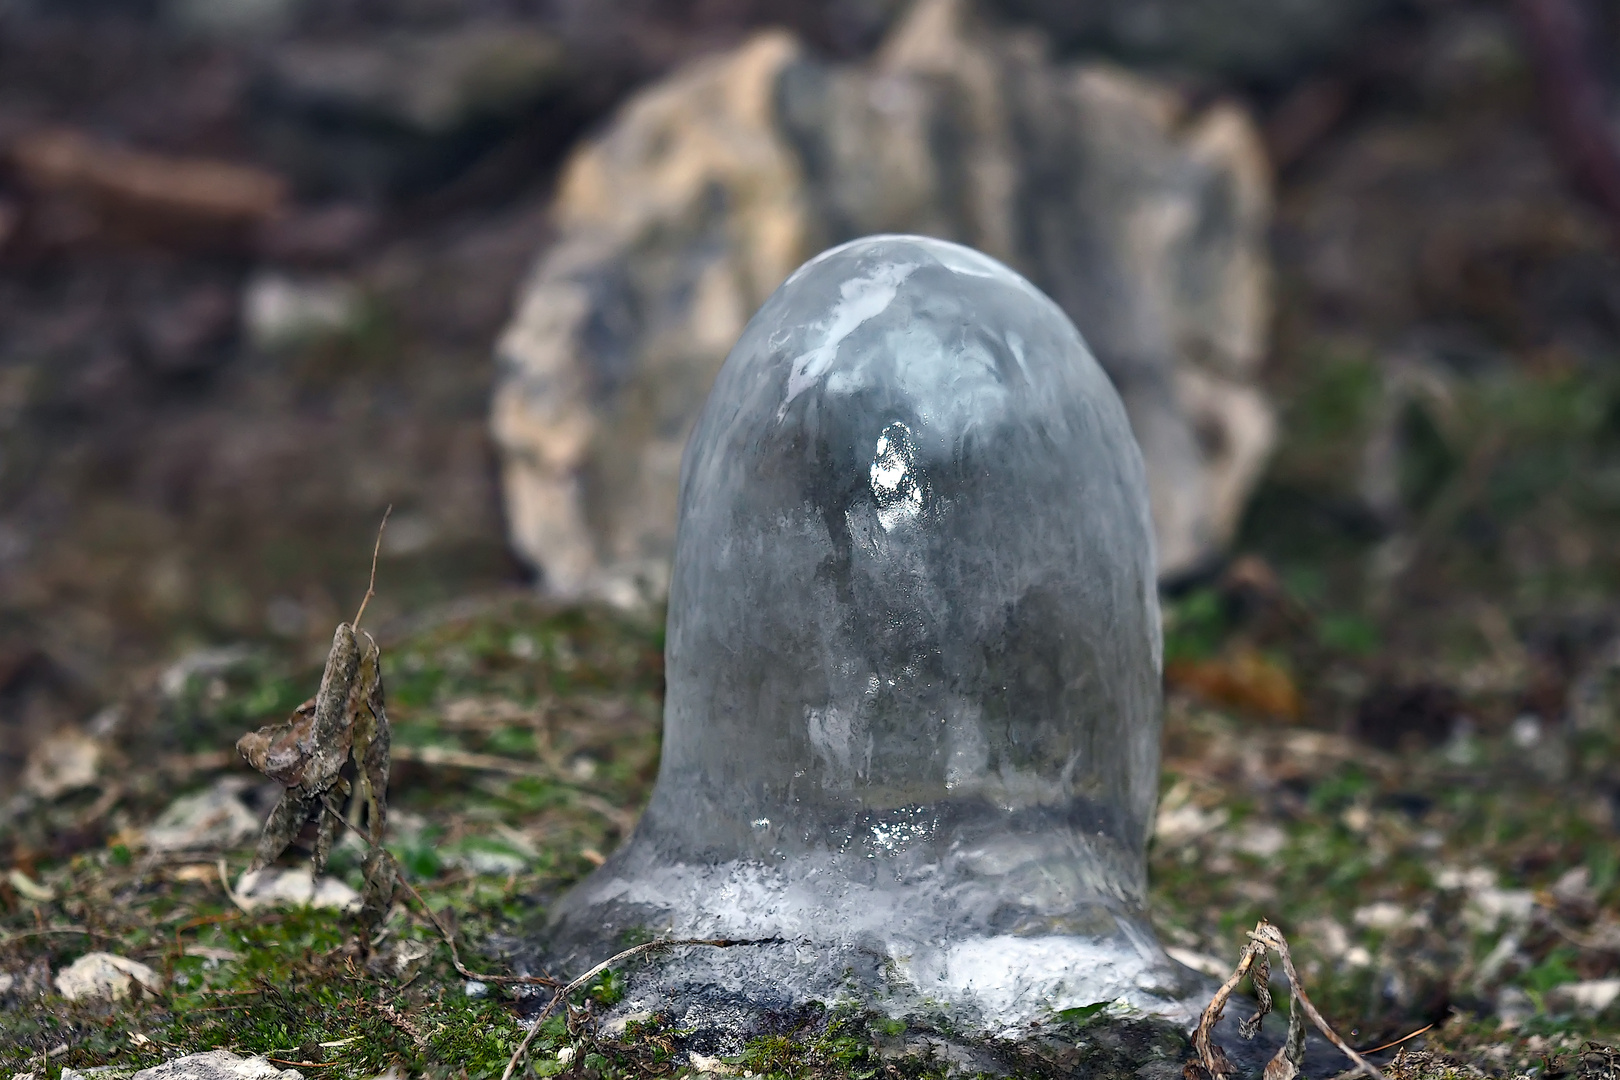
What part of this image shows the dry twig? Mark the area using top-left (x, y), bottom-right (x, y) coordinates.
top-left (217, 858), bottom-right (251, 914)
top-left (353, 506), bottom-right (392, 630)
top-left (369, 999), bottom-right (428, 1052)
top-left (0, 925), bottom-right (104, 945)
top-left (1194, 919), bottom-right (1389, 1080)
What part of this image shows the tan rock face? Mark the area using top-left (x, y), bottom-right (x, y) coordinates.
top-left (493, 0), bottom-right (1275, 597)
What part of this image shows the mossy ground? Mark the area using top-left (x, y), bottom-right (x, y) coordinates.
top-left (5, 362), bottom-right (1620, 1079)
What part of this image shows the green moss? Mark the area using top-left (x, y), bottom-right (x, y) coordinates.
top-left (1165, 589), bottom-right (1227, 662)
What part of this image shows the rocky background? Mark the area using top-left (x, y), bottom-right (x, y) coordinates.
top-left (6, 0), bottom-right (1620, 1073)
top-left (0, 0), bottom-right (1610, 794)
top-left (492, 0), bottom-right (1274, 600)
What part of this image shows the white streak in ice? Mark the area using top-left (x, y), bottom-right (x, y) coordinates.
top-left (779, 262), bottom-right (918, 417)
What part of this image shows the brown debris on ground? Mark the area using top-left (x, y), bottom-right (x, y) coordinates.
top-left (8, 128), bottom-right (288, 252)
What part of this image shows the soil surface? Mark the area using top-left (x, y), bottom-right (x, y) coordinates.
top-left (4, 1), bottom-right (1620, 1077)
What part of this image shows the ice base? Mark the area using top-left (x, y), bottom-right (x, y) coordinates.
top-left (541, 821), bottom-right (1205, 1033)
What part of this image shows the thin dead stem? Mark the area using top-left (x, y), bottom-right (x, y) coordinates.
top-left (217, 858), bottom-right (251, 914)
top-left (353, 505), bottom-right (392, 629)
top-left (1357, 1023), bottom-right (1435, 1056)
top-left (0, 925), bottom-right (104, 945)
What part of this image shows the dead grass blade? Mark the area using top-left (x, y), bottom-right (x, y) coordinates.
top-left (1355, 1024), bottom-right (1435, 1057)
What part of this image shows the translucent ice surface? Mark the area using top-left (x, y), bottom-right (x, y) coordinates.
top-left (540, 235), bottom-right (1199, 1030)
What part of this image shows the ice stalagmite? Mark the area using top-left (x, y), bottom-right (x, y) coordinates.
top-left (540, 234), bottom-right (1198, 1030)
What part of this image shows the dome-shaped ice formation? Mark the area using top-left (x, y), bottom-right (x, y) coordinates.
top-left (540, 235), bottom-right (1196, 1029)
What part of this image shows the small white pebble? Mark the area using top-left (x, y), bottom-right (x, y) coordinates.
top-left (1353, 901), bottom-right (1414, 931)
top-left (556, 1047), bottom-right (577, 1065)
top-left (464, 980), bottom-right (488, 998)
top-left (1232, 822), bottom-right (1286, 858)
top-left (1511, 714), bottom-right (1541, 748)
top-left (1547, 978), bottom-right (1620, 1016)
top-left (55, 952), bottom-right (163, 1001)
top-left (1435, 865), bottom-right (1495, 891)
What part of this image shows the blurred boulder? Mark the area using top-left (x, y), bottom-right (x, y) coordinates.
top-left (266, 25), bottom-right (566, 136)
top-left (493, 0), bottom-right (1275, 600)
top-left (989, 0), bottom-right (1394, 81)
top-left (255, 23), bottom-right (570, 197)
top-left (165, 0), bottom-right (304, 39)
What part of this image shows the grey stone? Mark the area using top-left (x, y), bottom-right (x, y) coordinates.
top-left (142, 776), bottom-right (262, 853)
top-left (55, 953), bottom-right (163, 1002)
top-left (241, 272), bottom-right (364, 351)
top-left (230, 866), bottom-right (360, 913)
top-left (60, 1068), bottom-right (133, 1080)
top-left (257, 23), bottom-right (568, 196)
top-left (266, 26), bottom-right (567, 136)
top-left (539, 235), bottom-right (1199, 1030)
top-left (22, 728), bottom-right (101, 801)
top-left (165, 0), bottom-right (304, 39)
top-left (989, 0), bottom-right (1395, 81)
top-left (1546, 978), bottom-right (1620, 1017)
top-left (132, 1052), bottom-right (302, 1080)
top-left (493, 0), bottom-right (1274, 600)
